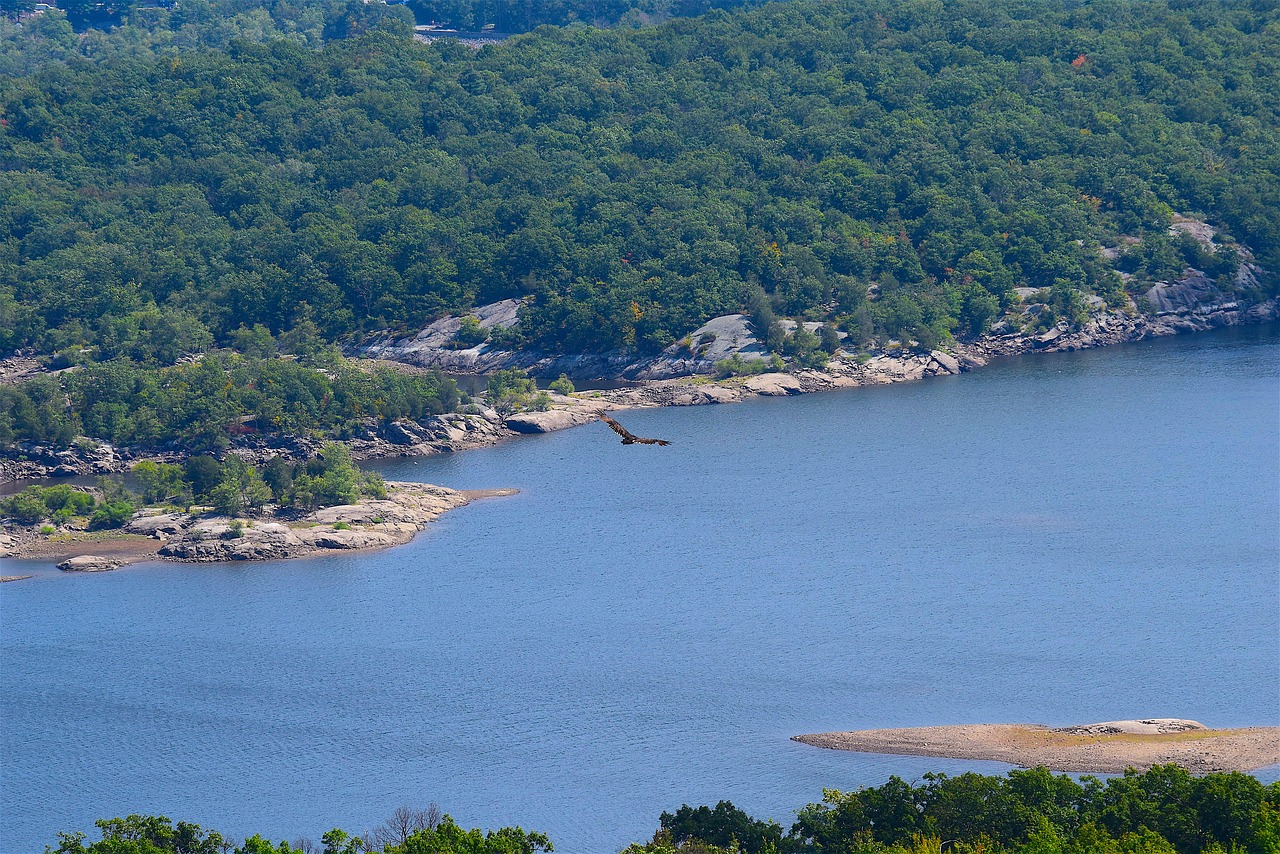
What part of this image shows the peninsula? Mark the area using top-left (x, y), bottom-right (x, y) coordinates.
top-left (793, 719), bottom-right (1280, 774)
top-left (1, 482), bottom-right (515, 571)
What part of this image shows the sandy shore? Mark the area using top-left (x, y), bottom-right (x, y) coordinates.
top-left (7, 531), bottom-right (164, 564)
top-left (793, 720), bottom-right (1280, 774)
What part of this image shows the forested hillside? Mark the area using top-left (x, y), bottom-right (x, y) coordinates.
top-left (2, 0), bottom-right (1278, 450)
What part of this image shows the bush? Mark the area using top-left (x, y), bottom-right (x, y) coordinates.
top-left (1, 486), bottom-right (97, 525)
top-left (1, 489), bottom-right (54, 524)
top-left (485, 369), bottom-right (542, 421)
top-left (549, 374), bottom-right (575, 395)
top-left (451, 316), bottom-right (489, 348)
top-left (714, 355), bottom-right (773, 378)
top-left (132, 460), bottom-right (187, 505)
top-left (88, 500), bottom-right (134, 530)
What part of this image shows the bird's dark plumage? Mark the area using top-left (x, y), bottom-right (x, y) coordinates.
top-left (599, 413), bottom-right (671, 446)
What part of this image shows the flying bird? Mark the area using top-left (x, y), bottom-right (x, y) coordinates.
top-left (598, 413), bottom-right (671, 446)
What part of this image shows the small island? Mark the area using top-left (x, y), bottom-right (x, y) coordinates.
top-left (793, 719), bottom-right (1280, 774)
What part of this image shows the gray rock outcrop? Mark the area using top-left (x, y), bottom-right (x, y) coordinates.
top-left (504, 408), bottom-right (603, 434)
top-left (57, 555), bottom-right (123, 572)
top-left (154, 482), bottom-right (476, 562)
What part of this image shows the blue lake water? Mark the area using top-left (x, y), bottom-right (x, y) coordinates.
top-left (3, 324), bottom-right (1278, 854)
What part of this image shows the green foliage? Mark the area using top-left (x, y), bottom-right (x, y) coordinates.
top-left (5, 0), bottom-right (1275, 380)
top-left (86, 497), bottom-right (134, 529)
top-left (0, 375), bottom-right (80, 448)
top-left (548, 374), bottom-right (575, 395)
top-left (289, 443), bottom-right (383, 509)
top-left (715, 354), bottom-right (781, 377)
top-left (184, 455), bottom-right (223, 501)
top-left (769, 766), bottom-right (1279, 854)
top-left (621, 829), bottom-right (737, 854)
top-left (232, 325), bottom-right (279, 359)
top-left (0, 357), bottom-right (461, 452)
top-left (661, 801), bottom-right (789, 854)
top-left (485, 368), bottom-right (548, 420)
top-left (41, 769), bottom-right (1280, 854)
top-left (132, 461), bottom-right (188, 505)
top-left (452, 316), bottom-right (490, 348)
top-left (49, 814), bottom-right (227, 854)
top-left (261, 456), bottom-right (294, 503)
top-left (819, 323), bottom-right (842, 356)
top-left (0, 484), bottom-right (94, 523)
top-left (50, 812), bottom-right (549, 854)
top-left (207, 456), bottom-right (272, 516)
top-left (383, 815), bottom-right (552, 854)
top-left (406, 0), bottom-right (757, 34)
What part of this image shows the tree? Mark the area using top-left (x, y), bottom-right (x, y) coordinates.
top-left (368, 805), bottom-right (442, 851)
top-left (51, 815), bottom-right (227, 854)
top-left (261, 456), bottom-right (294, 503)
top-left (185, 456), bottom-right (223, 501)
top-left (132, 461), bottom-right (188, 505)
top-left (208, 456), bottom-right (272, 516)
top-left (660, 801), bottom-right (787, 854)
top-left (485, 369), bottom-right (545, 422)
top-left (384, 816), bottom-right (551, 854)
top-left (1, 0), bottom-right (35, 21)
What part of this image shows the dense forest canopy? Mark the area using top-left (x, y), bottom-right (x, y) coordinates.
top-left (1, 0), bottom-right (1278, 450)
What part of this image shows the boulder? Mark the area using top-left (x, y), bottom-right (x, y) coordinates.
top-left (1034, 327), bottom-right (1063, 348)
top-left (504, 409), bottom-right (598, 433)
top-left (930, 351), bottom-right (961, 375)
top-left (1144, 271), bottom-right (1223, 314)
top-left (383, 420), bottom-right (428, 445)
top-left (57, 555), bottom-right (122, 572)
top-left (633, 314), bottom-right (770, 379)
top-left (744, 373), bottom-right (804, 395)
top-left (125, 513), bottom-right (188, 537)
top-left (305, 529), bottom-right (397, 550)
top-left (670, 386), bottom-right (740, 406)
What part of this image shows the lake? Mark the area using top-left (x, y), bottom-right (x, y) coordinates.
top-left (3, 324), bottom-right (1278, 854)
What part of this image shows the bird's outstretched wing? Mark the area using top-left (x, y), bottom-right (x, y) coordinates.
top-left (599, 413), bottom-right (671, 446)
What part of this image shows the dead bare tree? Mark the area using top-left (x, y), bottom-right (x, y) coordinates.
top-left (367, 804), bottom-right (442, 851)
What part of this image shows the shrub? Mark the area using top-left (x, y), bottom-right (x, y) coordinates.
top-left (88, 500), bottom-right (134, 530)
top-left (1, 489), bottom-right (53, 524)
top-left (451, 316), bottom-right (489, 348)
top-left (549, 374), bottom-right (575, 395)
top-left (714, 355), bottom-right (773, 378)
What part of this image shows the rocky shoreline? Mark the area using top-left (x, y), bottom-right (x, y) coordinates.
top-left (793, 719), bottom-right (1280, 774)
top-left (1, 482), bottom-right (516, 571)
top-left (2, 289), bottom-right (1277, 486)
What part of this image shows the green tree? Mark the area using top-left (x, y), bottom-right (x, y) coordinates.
top-left (208, 456), bottom-right (272, 516)
top-left (384, 816), bottom-right (552, 854)
top-left (50, 815), bottom-right (226, 854)
top-left (132, 461), bottom-right (188, 505)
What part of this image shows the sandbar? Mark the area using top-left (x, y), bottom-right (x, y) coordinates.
top-left (793, 719), bottom-right (1280, 774)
